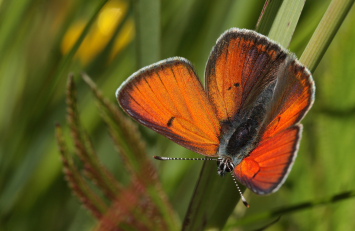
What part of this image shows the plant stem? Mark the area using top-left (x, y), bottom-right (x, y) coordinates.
top-left (133, 0), bottom-right (161, 67)
top-left (300, 0), bottom-right (355, 72)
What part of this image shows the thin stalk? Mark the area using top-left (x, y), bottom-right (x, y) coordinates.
top-left (300, 0), bottom-right (355, 72)
top-left (133, 0), bottom-right (161, 67)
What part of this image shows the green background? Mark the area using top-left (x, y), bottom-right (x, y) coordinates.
top-left (1, 0), bottom-right (355, 230)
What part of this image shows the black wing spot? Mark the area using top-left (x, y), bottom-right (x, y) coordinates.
top-left (167, 117), bottom-right (175, 127)
top-left (227, 83), bottom-right (240, 91)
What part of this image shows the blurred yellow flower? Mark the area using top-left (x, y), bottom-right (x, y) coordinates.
top-left (61, 0), bottom-right (134, 65)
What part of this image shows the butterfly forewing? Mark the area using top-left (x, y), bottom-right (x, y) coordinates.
top-left (206, 28), bottom-right (288, 122)
top-left (261, 60), bottom-right (315, 139)
top-left (117, 58), bottom-right (221, 156)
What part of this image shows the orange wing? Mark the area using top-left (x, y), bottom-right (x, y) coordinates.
top-left (234, 125), bottom-right (301, 194)
top-left (206, 29), bottom-right (314, 194)
top-left (117, 58), bottom-right (221, 156)
top-left (261, 60), bottom-right (315, 139)
top-left (206, 28), bottom-right (288, 122)
top-left (235, 60), bottom-right (314, 194)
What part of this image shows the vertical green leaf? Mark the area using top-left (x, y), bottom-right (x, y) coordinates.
top-left (256, 0), bottom-right (283, 34)
top-left (300, 0), bottom-right (355, 71)
top-left (133, 0), bottom-right (161, 67)
top-left (267, 0), bottom-right (306, 47)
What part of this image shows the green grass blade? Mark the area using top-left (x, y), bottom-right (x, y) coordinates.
top-left (267, 0), bottom-right (306, 47)
top-left (256, 0), bottom-right (283, 35)
top-left (55, 0), bottom-right (109, 80)
top-left (133, 0), bottom-right (161, 67)
top-left (182, 161), bottom-right (240, 230)
top-left (300, 0), bottom-right (355, 72)
top-left (0, 0), bottom-right (31, 55)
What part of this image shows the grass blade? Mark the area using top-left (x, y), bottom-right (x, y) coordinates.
top-left (300, 0), bottom-right (355, 71)
top-left (267, 0), bottom-right (306, 47)
top-left (133, 0), bottom-right (161, 67)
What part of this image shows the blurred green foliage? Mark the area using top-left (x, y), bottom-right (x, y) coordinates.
top-left (0, 0), bottom-right (355, 230)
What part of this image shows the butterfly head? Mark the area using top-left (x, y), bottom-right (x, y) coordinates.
top-left (216, 156), bottom-right (235, 177)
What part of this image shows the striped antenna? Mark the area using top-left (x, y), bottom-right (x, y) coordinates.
top-left (154, 156), bottom-right (218, 161)
top-left (231, 173), bottom-right (250, 208)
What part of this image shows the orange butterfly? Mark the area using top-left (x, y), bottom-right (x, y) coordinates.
top-left (116, 28), bottom-right (315, 205)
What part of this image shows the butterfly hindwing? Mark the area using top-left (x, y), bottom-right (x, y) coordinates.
top-left (117, 58), bottom-right (221, 156)
top-left (234, 125), bottom-right (301, 194)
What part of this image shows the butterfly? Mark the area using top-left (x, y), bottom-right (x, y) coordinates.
top-left (116, 28), bottom-right (315, 205)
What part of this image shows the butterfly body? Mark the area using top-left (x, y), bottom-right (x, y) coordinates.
top-left (217, 55), bottom-right (294, 176)
top-left (219, 91), bottom-right (271, 161)
top-left (117, 28), bottom-right (314, 195)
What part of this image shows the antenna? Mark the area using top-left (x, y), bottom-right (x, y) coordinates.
top-left (154, 156), bottom-right (218, 161)
top-left (231, 173), bottom-right (250, 208)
